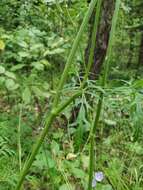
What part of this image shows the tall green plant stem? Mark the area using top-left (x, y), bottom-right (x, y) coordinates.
top-left (75, 0), bottom-right (102, 151)
top-left (88, 0), bottom-right (121, 189)
top-left (15, 91), bottom-right (81, 190)
top-left (18, 104), bottom-right (22, 171)
top-left (53, 0), bottom-right (97, 106)
top-left (15, 1), bottom-right (97, 189)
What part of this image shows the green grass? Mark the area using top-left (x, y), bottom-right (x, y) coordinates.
top-left (0, 78), bottom-right (143, 189)
top-left (0, 0), bottom-right (143, 190)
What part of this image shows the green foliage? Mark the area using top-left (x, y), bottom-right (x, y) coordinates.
top-left (0, 0), bottom-right (143, 190)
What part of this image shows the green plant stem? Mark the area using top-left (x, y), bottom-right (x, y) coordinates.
top-left (88, 93), bottom-right (103, 190)
top-left (53, 0), bottom-right (97, 107)
top-left (15, 113), bottom-right (55, 190)
top-left (18, 103), bottom-right (22, 172)
top-left (88, 0), bottom-right (121, 189)
top-left (15, 91), bottom-right (81, 190)
top-left (75, 0), bottom-right (102, 150)
top-left (15, 1), bottom-right (98, 189)
top-left (53, 91), bottom-right (82, 115)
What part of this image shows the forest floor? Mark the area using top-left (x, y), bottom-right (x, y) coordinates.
top-left (0, 77), bottom-right (143, 190)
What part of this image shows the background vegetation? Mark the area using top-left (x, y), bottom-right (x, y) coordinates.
top-left (0, 0), bottom-right (143, 190)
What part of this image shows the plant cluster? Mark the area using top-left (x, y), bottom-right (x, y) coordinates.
top-left (0, 0), bottom-right (143, 190)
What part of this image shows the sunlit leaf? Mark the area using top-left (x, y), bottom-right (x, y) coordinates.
top-left (5, 79), bottom-right (19, 90)
top-left (5, 71), bottom-right (16, 79)
top-left (0, 40), bottom-right (5, 50)
top-left (0, 66), bottom-right (5, 74)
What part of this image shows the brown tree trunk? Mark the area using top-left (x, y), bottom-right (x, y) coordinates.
top-left (85, 0), bottom-right (115, 79)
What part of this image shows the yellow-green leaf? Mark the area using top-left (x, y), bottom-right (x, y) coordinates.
top-left (0, 40), bottom-right (5, 51)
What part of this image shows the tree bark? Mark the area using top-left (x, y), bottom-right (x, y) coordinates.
top-left (85, 0), bottom-right (115, 79)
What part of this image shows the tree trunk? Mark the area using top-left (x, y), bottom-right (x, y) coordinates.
top-left (70, 0), bottom-right (116, 136)
top-left (85, 0), bottom-right (115, 79)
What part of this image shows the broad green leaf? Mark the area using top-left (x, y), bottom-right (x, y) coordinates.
top-left (104, 119), bottom-right (117, 126)
top-left (59, 184), bottom-right (74, 190)
top-left (0, 77), bottom-right (5, 84)
top-left (40, 59), bottom-right (51, 67)
top-left (51, 140), bottom-right (60, 156)
top-left (127, 142), bottom-right (143, 155)
top-left (51, 38), bottom-right (64, 48)
top-left (0, 40), bottom-right (5, 50)
top-left (17, 41), bottom-right (28, 48)
top-left (101, 184), bottom-right (113, 190)
top-left (33, 152), bottom-right (54, 170)
top-left (5, 71), bottom-right (16, 79)
top-left (31, 62), bottom-right (44, 71)
top-left (32, 86), bottom-right (50, 98)
top-left (10, 64), bottom-right (25, 71)
top-left (133, 79), bottom-right (143, 89)
top-left (50, 48), bottom-right (65, 55)
top-left (43, 82), bottom-right (50, 90)
top-left (81, 155), bottom-right (89, 170)
top-left (59, 184), bottom-right (69, 190)
top-left (30, 43), bottom-right (44, 50)
top-left (47, 156), bottom-right (56, 169)
top-left (71, 167), bottom-right (85, 179)
top-left (43, 48), bottom-right (65, 56)
top-left (0, 66), bottom-right (5, 74)
top-left (22, 87), bottom-right (31, 104)
top-left (66, 153), bottom-right (77, 161)
top-left (18, 52), bottom-right (29, 58)
top-left (5, 79), bottom-right (19, 90)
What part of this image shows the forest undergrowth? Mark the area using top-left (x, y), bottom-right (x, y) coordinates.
top-left (0, 0), bottom-right (143, 190)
